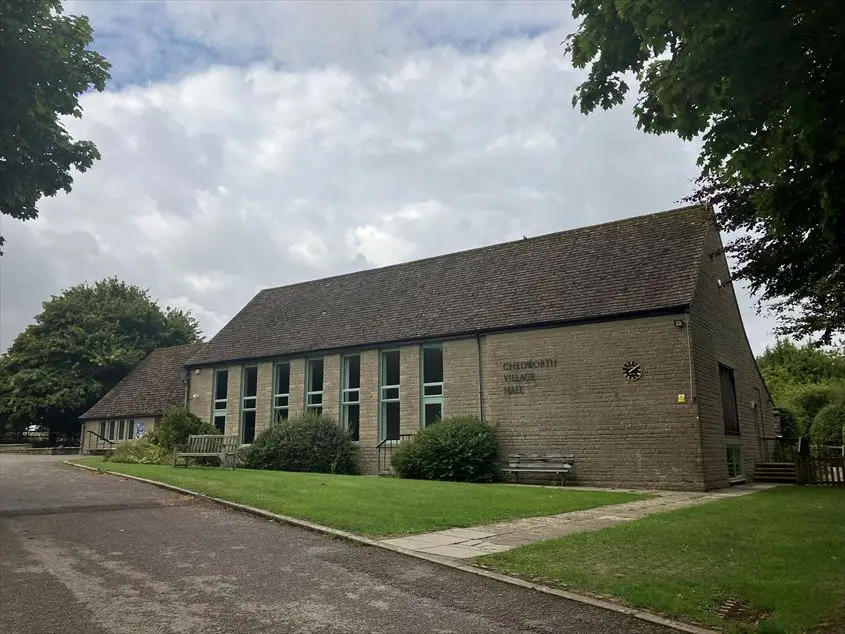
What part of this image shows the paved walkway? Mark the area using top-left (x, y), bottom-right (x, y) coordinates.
top-left (380, 484), bottom-right (776, 560)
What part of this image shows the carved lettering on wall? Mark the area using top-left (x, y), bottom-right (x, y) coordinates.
top-left (502, 358), bottom-right (557, 396)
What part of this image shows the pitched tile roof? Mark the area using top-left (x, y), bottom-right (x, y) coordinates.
top-left (80, 343), bottom-right (205, 420)
top-left (187, 205), bottom-right (713, 367)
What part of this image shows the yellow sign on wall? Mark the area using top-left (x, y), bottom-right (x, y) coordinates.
top-left (677, 393), bottom-right (686, 404)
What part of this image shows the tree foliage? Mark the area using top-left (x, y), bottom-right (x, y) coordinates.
top-left (0, 278), bottom-right (202, 438)
top-left (566, 1), bottom-right (845, 343)
top-left (0, 0), bottom-right (111, 249)
top-left (757, 339), bottom-right (845, 436)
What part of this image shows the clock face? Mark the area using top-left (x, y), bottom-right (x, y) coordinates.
top-left (623, 361), bottom-right (643, 382)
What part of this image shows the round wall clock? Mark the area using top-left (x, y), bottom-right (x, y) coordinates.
top-left (623, 361), bottom-right (643, 382)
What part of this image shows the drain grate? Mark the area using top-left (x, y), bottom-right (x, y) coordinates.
top-left (715, 597), bottom-right (769, 624)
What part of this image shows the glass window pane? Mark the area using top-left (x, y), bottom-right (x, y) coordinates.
top-left (242, 411), bottom-right (256, 444)
top-left (382, 386), bottom-right (399, 400)
top-left (99, 421), bottom-right (106, 437)
top-left (307, 392), bottom-right (323, 406)
top-left (308, 359), bottom-right (324, 392)
top-left (424, 402), bottom-right (443, 427)
top-left (275, 363), bottom-right (290, 395)
top-left (346, 404), bottom-right (360, 442)
top-left (214, 370), bottom-right (229, 400)
top-left (274, 395), bottom-right (289, 408)
top-left (117, 420), bottom-right (124, 441)
top-left (127, 421), bottom-right (135, 440)
top-left (243, 397), bottom-right (257, 410)
top-left (345, 355), bottom-right (361, 389)
top-left (275, 409), bottom-right (289, 424)
top-left (213, 415), bottom-right (226, 433)
top-left (384, 402), bottom-right (400, 440)
top-left (423, 346), bottom-right (443, 384)
top-left (344, 389), bottom-right (359, 404)
top-left (108, 421), bottom-right (116, 440)
top-left (383, 351), bottom-right (400, 386)
top-left (423, 384), bottom-right (443, 396)
top-left (244, 367), bottom-right (258, 397)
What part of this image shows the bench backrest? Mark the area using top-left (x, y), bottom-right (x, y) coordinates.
top-left (505, 454), bottom-right (575, 469)
top-left (187, 434), bottom-right (225, 453)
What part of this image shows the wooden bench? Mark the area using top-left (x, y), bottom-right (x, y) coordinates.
top-left (501, 453), bottom-right (575, 485)
top-left (174, 434), bottom-right (239, 468)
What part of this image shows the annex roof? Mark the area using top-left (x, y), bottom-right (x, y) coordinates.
top-left (80, 343), bottom-right (205, 420)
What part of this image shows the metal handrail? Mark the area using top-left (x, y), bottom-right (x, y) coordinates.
top-left (86, 429), bottom-right (115, 452)
top-left (376, 433), bottom-right (416, 475)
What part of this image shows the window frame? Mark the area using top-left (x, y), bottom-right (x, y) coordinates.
top-left (341, 354), bottom-right (361, 441)
top-left (212, 368), bottom-right (229, 433)
top-left (420, 344), bottom-right (444, 427)
top-left (380, 349), bottom-right (401, 442)
top-left (240, 365), bottom-right (258, 444)
top-left (726, 442), bottom-right (744, 482)
top-left (273, 361), bottom-right (291, 425)
top-left (305, 358), bottom-right (324, 415)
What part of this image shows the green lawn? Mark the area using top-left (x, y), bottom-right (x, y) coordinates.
top-left (479, 487), bottom-right (845, 633)
top-left (72, 457), bottom-right (646, 537)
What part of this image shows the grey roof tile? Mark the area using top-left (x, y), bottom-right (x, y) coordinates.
top-left (80, 343), bottom-right (205, 420)
top-left (187, 206), bottom-right (712, 366)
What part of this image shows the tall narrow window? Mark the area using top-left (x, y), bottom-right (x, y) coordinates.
top-left (241, 366), bottom-right (258, 443)
top-left (117, 419), bottom-right (125, 441)
top-left (212, 369), bottom-right (229, 433)
top-left (719, 365), bottom-right (740, 435)
top-left (380, 350), bottom-right (400, 441)
top-left (421, 344), bottom-right (444, 427)
top-left (99, 421), bottom-right (106, 438)
top-left (108, 420), bottom-right (116, 441)
top-left (273, 362), bottom-right (290, 424)
top-left (342, 355), bottom-right (361, 441)
top-left (306, 358), bottom-right (324, 414)
top-left (126, 419), bottom-right (135, 441)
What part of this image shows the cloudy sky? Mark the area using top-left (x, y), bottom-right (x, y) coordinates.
top-left (0, 0), bottom-right (777, 354)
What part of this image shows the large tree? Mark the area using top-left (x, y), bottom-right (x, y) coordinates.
top-left (0, 0), bottom-right (110, 250)
top-left (0, 278), bottom-right (202, 440)
top-left (565, 1), bottom-right (844, 344)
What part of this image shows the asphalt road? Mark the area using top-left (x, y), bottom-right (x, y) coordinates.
top-left (0, 454), bottom-right (672, 633)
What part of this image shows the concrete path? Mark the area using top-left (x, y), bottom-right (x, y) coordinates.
top-left (1, 454), bottom-right (678, 634)
top-left (381, 484), bottom-right (775, 560)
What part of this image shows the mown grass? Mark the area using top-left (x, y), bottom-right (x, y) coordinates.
top-left (479, 487), bottom-right (845, 633)
top-left (73, 457), bottom-right (646, 537)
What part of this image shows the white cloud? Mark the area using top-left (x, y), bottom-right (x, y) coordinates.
top-left (0, 3), bottom-right (779, 355)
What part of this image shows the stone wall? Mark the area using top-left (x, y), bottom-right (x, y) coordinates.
top-left (480, 317), bottom-right (704, 490)
top-left (689, 224), bottom-right (776, 488)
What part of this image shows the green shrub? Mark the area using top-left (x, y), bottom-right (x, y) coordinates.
top-left (782, 382), bottom-right (845, 435)
top-left (157, 405), bottom-right (219, 451)
top-left (243, 412), bottom-right (358, 474)
top-left (391, 416), bottom-right (499, 483)
top-left (104, 436), bottom-right (172, 464)
top-left (811, 404), bottom-right (845, 446)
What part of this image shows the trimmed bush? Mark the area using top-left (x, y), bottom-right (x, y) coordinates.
top-left (104, 436), bottom-right (171, 464)
top-left (157, 405), bottom-right (219, 451)
top-left (811, 404), bottom-right (845, 446)
top-left (391, 416), bottom-right (499, 483)
top-left (243, 412), bottom-right (358, 474)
